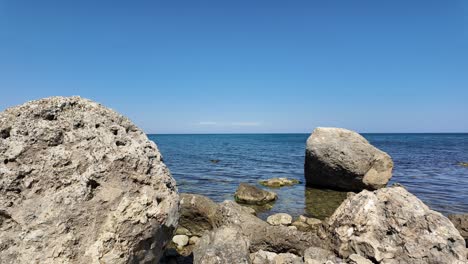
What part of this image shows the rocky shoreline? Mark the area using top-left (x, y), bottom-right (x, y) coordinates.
top-left (0, 97), bottom-right (467, 263)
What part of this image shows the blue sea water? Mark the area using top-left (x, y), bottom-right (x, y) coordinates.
top-left (149, 133), bottom-right (468, 219)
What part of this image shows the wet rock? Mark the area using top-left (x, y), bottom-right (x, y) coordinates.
top-left (259, 177), bottom-right (300, 188)
top-left (327, 186), bottom-right (466, 263)
top-left (305, 127), bottom-right (393, 191)
top-left (210, 159), bottom-right (220, 164)
top-left (173, 235), bottom-right (189, 248)
top-left (235, 183), bottom-right (277, 205)
top-left (304, 188), bottom-right (348, 220)
top-left (448, 214), bottom-right (468, 242)
top-left (179, 193), bottom-right (218, 236)
top-left (193, 226), bottom-right (251, 264)
top-left (267, 213), bottom-right (293, 226)
top-left (0, 97), bottom-right (179, 264)
top-left (458, 162), bottom-right (468, 167)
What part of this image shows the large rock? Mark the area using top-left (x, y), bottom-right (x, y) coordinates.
top-left (448, 214), bottom-right (468, 243)
top-left (193, 226), bottom-right (251, 264)
top-left (179, 193), bottom-right (218, 236)
top-left (0, 97), bottom-right (179, 264)
top-left (327, 186), bottom-right (466, 263)
top-left (305, 127), bottom-right (393, 191)
top-left (235, 183), bottom-right (277, 205)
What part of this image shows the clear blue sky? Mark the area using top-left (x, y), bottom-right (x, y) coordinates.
top-left (1, 0), bottom-right (467, 133)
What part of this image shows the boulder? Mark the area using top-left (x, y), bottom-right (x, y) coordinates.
top-left (348, 254), bottom-right (373, 264)
top-left (267, 213), bottom-right (293, 226)
top-left (179, 193), bottom-right (218, 236)
top-left (235, 183), bottom-right (277, 205)
top-left (259, 178), bottom-right (300, 188)
top-left (327, 186), bottom-right (466, 263)
top-left (304, 127), bottom-right (393, 191)
top-left (0, 97), bottom-right (179, 263)
top-left (250, 250), bottom-right (303, 264)
top-left (448, 214), bottom-right (468, 242)
top-left (213, 201), bottom-right (324, 254)
top-left (172, 235), bottom-right (189, 248)
top-left (193, 226), bottom-right (251, 264)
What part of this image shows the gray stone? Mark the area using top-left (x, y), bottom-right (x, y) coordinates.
top-left (448, 214), bottom-right (468, 241)
top-left (305, 127), bottom-right (393, 191)
top-left (259, 177), bottom-right (300, 188)
top-left (327, 186), bottom-right (466, 263)
top-left (348, 254), bottom-right (372, 264)
top-left (0, 96), bottom-right (179, 264)
top-left (267, 213), bottom-right (293, 226)
top-left (189, 236), bottom-right (200, 245)
top-left (274, 253), bottom-right (303, 264)
top-left (172, 235), bottom-right (189, 248)
top-left (179, 193), bottom-right (218, 236)
top-left (250, 250), bottom-right (277, 264)
top-left (193, 226), bottom-right (251, 264)
top-left (235, 183), bottom-right (277, 205)
top-left (303, 247), bottom-right (337, 264)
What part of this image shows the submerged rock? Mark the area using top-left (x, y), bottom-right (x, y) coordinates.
top-left (304, 127), bottom-right (393, 191)
top-left (327, 186), bottom-right (466, 263)
top-left (267, 213), bottom-right (293, 226)
top-left (235, 183), bottom-right (277, 205)
top-left (259, 177), bottom-right (300, 188)
top-left (0, 97), bottom-right (179, 264)
top-left (458, 162), bottom-right (468, 167)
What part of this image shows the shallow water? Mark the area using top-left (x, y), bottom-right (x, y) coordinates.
top-left (149, 133), bottom-right (468, 219)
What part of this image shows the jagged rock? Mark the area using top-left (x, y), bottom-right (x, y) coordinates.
top-left (235, 183), bottom-right (277, 205)
top-left (267, 213), bottom-right (293, 226)
top-left (448, 214), bottom-right (468, 242)
top-left (0, 97), bottom-right (179, 264)
top-left (179, 193), bottom-right (218, 236)
top-left (259, 178), bottom-right (300, 188)
top-left (193, 226), bottom-right (251, 264)
top-left (292, 216), bottom-right (322, 232)
top-left (173, 235), bottom-right (189, 248)
top-left (327, 186), bottom-right (466, 263)
top-left (250, 250), bottom-right (278, 264)
top-left (304, 127), bottom-right (393, 191)
top-left (213, 201), bottom-right (324, 254)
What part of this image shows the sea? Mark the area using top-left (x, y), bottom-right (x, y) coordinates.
top-left (149, 133), bottom-right (468, 220)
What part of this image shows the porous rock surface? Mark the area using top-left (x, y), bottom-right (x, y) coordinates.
top-left (305, 127), bottom-right (393, 191)
top-left (235, 183), bottom-right (277, 205)
top-left (327, 186), bottom-right (466, 263)
top-left (0, 97), bottom-right (179, 264)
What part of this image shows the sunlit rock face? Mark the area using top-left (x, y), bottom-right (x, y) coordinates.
top-left (305, 127), bottom-right (393, 191)
top-left (0, 96), bottom-right (179, 264)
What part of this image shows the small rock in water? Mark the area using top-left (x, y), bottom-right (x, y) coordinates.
top-left (234, 183), bottom-right (277, 205)
top-left (458, 162), bottom-right (468, 167)
top-left (267, 213), bottom-right (293, 226)
top-left (210, 159), bottom-right (220, 163)
top-left (259, 177), bottom-right (300, 188)
top-left (172, 235), bottom-right (189, 248)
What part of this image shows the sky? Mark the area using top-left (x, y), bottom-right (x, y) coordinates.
top-left (0, 0), bottom-right (467, 133)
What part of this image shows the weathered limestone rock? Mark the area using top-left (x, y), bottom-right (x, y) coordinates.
top-left (235, 183), bottom-right (277, 205)
top-left (348, 254), bottom-right (373, 264)
top-left (448, 214), bottom-right (468, 242)
top-left (193, 226), bottom-right (251, 264)
top-left (259, 178), bottom-right (300, 188)
top-left (179, 193), bottom-right (218, 236)
top-left (327, 186), bottom-right (466, 263)
top-left (292, 216), bottom-right (322, 232)
top-left (213, 201), bottom-right (324, 254)
top-left (304, 127), bottom-right (393, 191)
top-left (0, 97), bottom-right (179, 264)
top-left (267, 213), bottom-right (293, 226)
top-left (303, 247), bottom-right (338, 264)
top-left (250, 250), bottom-right (278, 264)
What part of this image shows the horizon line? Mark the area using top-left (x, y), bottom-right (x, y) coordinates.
top-left (147, 132), bottom-right (468, 135)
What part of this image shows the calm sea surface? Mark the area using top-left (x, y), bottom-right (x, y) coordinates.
top-left (149, 134), bottom-right (468, 219)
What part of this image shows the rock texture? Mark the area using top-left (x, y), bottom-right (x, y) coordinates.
top-left (259, 178), bottom-right (300, 188)
top-left (448, 214), bottom-right (468, 242)
top-left (304, 127), bottom-right (393, 191)
top-left (0, 97), bottom-right (179, 264)
top-left (327, 186), bottom-right (466, 263)
top-left (267, 213), bottom-right (293, 226)
top-left (179, 193), bottom-right (218, 236)
top-left (193, 226), bottom-right (251, 264)
top-left (235, 183), bottom-right (277, 205)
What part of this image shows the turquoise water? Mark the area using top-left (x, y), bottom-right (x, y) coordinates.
top-left (149, 133), bottom-right (468, 219)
